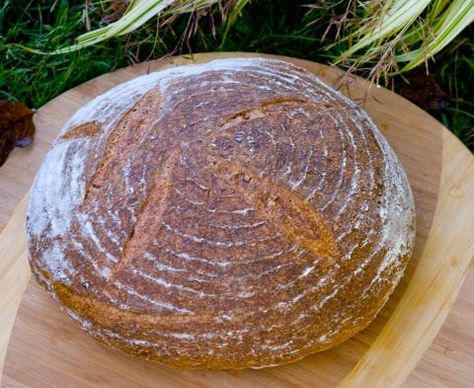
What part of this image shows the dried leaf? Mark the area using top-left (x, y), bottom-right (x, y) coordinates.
top-left (399, 69), bottom-right (449, 111)
top-left (101, 0), bottom-right (130, 25)
top-left (0, 101), bottom-right (35, 167)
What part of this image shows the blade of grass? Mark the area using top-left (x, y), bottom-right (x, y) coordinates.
top-left (50, 0), bottom-right (175, 54)
top-left (221, 0), bottom-right (251, 47)
top-left (398, 0), bottom-right (474, 71)
top-left (51, 0), bottom-right (225, 54)
top-left (343, 0), bottom-right (431, 57)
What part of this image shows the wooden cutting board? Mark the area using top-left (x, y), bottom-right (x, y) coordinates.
top-left (0, 53), bottom-right (473, 388)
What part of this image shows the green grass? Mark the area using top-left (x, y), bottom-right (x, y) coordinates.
top-left (0, 0), bottom-right (472, 151)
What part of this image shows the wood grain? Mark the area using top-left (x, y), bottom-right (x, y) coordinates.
top-left (0, 197), bottom-right (30, 379)
top-left (0, 53), bottom-right (473, 387)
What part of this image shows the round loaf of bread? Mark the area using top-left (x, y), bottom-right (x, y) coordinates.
top-left (27, 57), bottom-right (415, 369)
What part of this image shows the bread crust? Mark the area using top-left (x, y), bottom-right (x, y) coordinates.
top-left (27, 58), bottom-right (416, 369)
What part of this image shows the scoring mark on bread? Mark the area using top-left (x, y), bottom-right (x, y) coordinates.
top-left (59, 121), bottom-right (102, 141)
top-left (112, 151), bottom-right (177, 275)
top-left (82, 88), bottom-right (161, 202)
top-left (220, 98), bottom-right (330, 131)
top-left (211, 158), bottom-right (340, 261)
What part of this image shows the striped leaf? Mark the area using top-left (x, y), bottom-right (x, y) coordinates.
top-left (398, 0), bottom-right (474, 71)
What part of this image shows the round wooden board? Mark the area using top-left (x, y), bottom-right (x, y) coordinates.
top-left (0, 53), bottom-right (473, 388)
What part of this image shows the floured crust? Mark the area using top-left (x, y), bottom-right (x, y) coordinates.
top-left (27, 58), bottom-right (416, 369)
